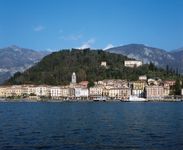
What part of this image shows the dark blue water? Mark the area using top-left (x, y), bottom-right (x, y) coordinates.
top-left (0, 102), bottom-right (183, 150)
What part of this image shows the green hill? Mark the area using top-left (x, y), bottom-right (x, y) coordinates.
top-left (5, 49), bottom-right (181, 85)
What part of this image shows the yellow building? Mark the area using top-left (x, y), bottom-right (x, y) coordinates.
top-left (108, 87), bottom-right (131, 99)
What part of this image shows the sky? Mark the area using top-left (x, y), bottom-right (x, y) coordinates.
top-left (0, 0), bottom-right (183, 51)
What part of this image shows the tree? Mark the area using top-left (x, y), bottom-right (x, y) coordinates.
top-left (87, 81), bottom-right (95, 88)
top-left (173, 78), bottom-right (181, 95)
top-left (166, 65), bottom-right (169, 74)
top-left (149, 62), bottom-right (156, 71)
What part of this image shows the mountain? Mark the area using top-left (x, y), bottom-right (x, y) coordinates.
top-left (5, 49), bottom-right (180, 85)
top-left (107, 44), bottom-right (183, 73)
top-left (0, 45), bottom-right (49, 83)
top-left (170, 48), bottom-right (183, 73)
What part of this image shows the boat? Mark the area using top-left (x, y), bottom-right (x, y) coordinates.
top-left (93, 96), bottom-right (107, 101)
top-left (128, 95), bottom-right (147, 102)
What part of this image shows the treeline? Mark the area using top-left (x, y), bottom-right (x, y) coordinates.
top-left (4, 49), bottom-right (183, 85)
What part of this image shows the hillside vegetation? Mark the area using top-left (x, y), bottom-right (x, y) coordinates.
top-left (5, 49), bottom-right (182, 85)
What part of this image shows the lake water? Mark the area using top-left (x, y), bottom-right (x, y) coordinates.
top-left (0, 102), bottom-right (183, 150)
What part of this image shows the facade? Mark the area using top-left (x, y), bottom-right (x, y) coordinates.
top-left (0, 86), bottom-right (8, 97)
top-left (132, 81), bottom-right (146, 98)
top-left (50, 86), bottom-right (61, 98)
top-left (146, 85), bottom-right (164, 100)
top-left (139, 75), bottom-right (147, 81)
top-left (60, 87), bottom-right (70, 97)
top-left (124, 60), bottom-right (142, 68)
top-left (89, 85), bottom-right (104, 97)
top-left (98, 79), bottom-right (128, 88)
top-left (181, 89), bottom-right (183, 96)
top-left (163, 80), bottom-right (176, 96)
top-left (35, 85), bottom-right (50, 97)
top-left (75, 88), bottom-right (89, 98)
top-left (101, 61), bottom-right (107, 67)
top-left (108, 87), bottom-right (131, 99)
top-left (79, 81), bottom-right (89, 88)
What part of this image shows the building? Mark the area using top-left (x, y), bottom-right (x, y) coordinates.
top-left (97, 79), bottom-right (128, 88)
top-left (101, 61), bottom-right (107, 67)
top-left (0, 86), bottom-right (8, 97)
top-left (132, 81), bottom-right (146, 98)
top-left (163, 80), bottom-right (176, 96)
top-left (145, 85), bottom-right (164, 100)
top-left (71, 72), bottom-right (76, 84)
top-left (60, 87), bottom-right (70, 98)
top-left (124, 60), bottom-right (142, 68)
top-left (75, 88), bottom-right (89, 98)
top-left (10, 85), bottom-right (23, 97)
top-left (108, 87), bottom-right (131, 99)
top-left (181, 89), bottom-right (183, 96)
top-left (35, 85), bottom-right (50, 97)
top-left (89, 85), bottom-right (104, 98)
top-left (139, 75), bottom-right (147, 81)
top-left (50, 86), bottom-right (74, 99)
top-left (79, 81), bottom-right (89, 88)
top-left (163, 80), bottom-right (176, 87)
top-left (50, 86), bottom-right (61, 99)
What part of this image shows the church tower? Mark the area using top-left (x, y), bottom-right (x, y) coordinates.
top-left (71, 72), bottom-right (76, 84)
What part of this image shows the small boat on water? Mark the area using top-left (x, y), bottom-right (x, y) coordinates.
top-left (128, 95), bottom-right (147, 102)
top-left (93, 96), bottom-right (107, 102)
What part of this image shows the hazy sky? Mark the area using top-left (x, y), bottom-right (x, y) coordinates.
top-left (0, 0), bottom-right (182, 51)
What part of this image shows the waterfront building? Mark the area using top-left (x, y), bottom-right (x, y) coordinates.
top-left (124, 60), bottom-right (142, 68)
top-left (145, 85), bottom-right (164, 100)
top-left (35, 85), bottom-right (50, 97)
top-left (108, 87), bottom-right (131, 99)
top-left (132, 80), bottom-right (146, 98)
top-left (10, 85), bottom-right (23, 97)
top-left (181, 89), bottom-right (183, 96)
top-left (98, 79), bottom-right (128, 88)
top-left (163, 80), bottom-right (176, 96)
top-left (50, 86), bottom-right (61, 98)
top-left (0, 86), bottom-right (8, 97)
top-left (27, 85), bottom-right (37, 95)
top-left (60, 87), bottom-right (70, 98)
top-left (75, 88), bottom-right (89, 98)
top-left (89, 85), bottom-right (104, 98)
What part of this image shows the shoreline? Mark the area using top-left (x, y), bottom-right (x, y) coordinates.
top-left (0, 98), bottom-right (182, 102)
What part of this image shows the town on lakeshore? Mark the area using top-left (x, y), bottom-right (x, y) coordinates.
top-left (0, 60), bottom-right (183, 102)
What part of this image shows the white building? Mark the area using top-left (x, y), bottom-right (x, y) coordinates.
top-left (139, 75), bottom-right (147, 81)
top-left (124, 60), bottom-right (143, 68)
top-left (89, 85), bottom-right (104, 97)
top-left (101, 61), bottom-right (107, 67)
top-left (75, 88), bottom-right (89, 98)
top-left (35, 85), bottom-right (49, 97)
top-left (50, 86), bottom-right (61, 98)
top-left (181, 89), bottom-right (183, 96)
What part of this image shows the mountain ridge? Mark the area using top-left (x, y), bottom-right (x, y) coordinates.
top-left (0, 45), bottom-right (49, 83)
top-left (107, 44), bottom-right (182, 73)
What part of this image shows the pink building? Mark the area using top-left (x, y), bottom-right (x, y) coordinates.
top-left (146, 85), bottom-right (164, 100)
